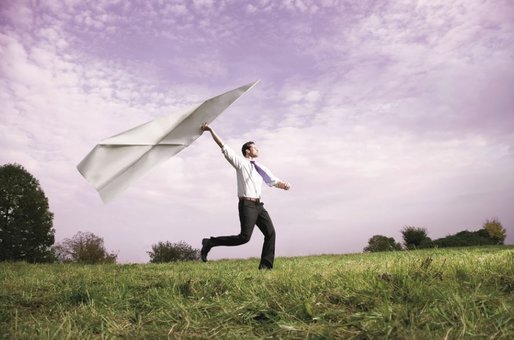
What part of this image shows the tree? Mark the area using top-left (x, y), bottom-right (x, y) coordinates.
top-left (54, 231), bottom-right (117, 264)
top-left (364, 235), bottom-right (402, 252)
top-left (482, 218), bottom-right (507, 245)
top-left (401, 226), bottom-right (432, 249)
top-left (0, 163), bottom-right (55, 262)
top-left (148, 241), bottom-right (200, 263)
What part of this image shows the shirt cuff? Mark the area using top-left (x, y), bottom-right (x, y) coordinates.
top-left (268, 179), bottom-right (279, 187)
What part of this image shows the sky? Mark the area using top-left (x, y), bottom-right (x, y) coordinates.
top-left (1, 0), bottom-right (513, 263)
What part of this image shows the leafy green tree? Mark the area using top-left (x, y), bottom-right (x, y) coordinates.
top-left (54, 231), bottom-right (117, 264)
top-left (148, 241), bottom-right (200, 263)
top-left (0, 163), bottom-right (55, 262)
top-left (364, 235), bottom-right (402, 252)
top-left (482, 218), bottom-right (507, 244)
top-left (401, 226), bottom-right (432, 249)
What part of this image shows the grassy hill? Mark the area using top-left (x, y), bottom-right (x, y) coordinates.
top-left (1, 246), bottom-right (513, 339)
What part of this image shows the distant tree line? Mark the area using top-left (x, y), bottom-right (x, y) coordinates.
top-left (364, 219), bottom-right (507, 253)
top-left (1, 162), bottom-right (509, 262)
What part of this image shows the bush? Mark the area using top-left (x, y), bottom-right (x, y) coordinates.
top-left (54, 231), bottom-right (117, 264)
top-left (401, 226), bottom-right (432, 249)
top-left (433, 229), bottom-right (497, 248)
top-left (148, 241), bottom-right (200, 263)
top-left (419, 238), bottom-right (434, 249)
top-left (364, 235), bottom-right (402, 252)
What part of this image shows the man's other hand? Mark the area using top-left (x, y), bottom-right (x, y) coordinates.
top-left (277, 181), bottom-right (291, 190)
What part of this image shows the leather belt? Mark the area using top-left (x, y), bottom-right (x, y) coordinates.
top-left (239, 197), bottom-right (260, 202)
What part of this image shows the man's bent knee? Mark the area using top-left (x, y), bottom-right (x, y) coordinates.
top-left (238, 234), bottom-right (251, 244)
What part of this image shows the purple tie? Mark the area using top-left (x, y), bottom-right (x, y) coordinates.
top-left (251, 161), bottom-right (272, 184)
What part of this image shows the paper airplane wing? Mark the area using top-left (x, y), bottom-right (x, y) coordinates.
top-left (77, 81), bottom-right (258, 203)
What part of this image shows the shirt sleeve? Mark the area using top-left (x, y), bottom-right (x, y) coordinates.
top-left (221, 145), bottom-right (245, 170)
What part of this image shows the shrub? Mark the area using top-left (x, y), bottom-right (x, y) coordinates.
top-left (364, 235), bottom-right (402, 252)
top-left (148, 241), bottom-right (200, 263)
top-left (401, 226), bottom-right (432, 249)
top-left (433, 229), bottom-right (497, 248)
top-left (419, 237), bottom-right (434, 249)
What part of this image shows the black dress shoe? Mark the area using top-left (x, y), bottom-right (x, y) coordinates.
top-left (200, 238), bottom-right (212, 262)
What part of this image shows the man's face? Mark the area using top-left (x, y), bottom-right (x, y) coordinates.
top-left (247, 143), bottom-right (259, 158)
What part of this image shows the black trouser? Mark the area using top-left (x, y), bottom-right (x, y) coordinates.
top-left (209, 199), bottom-right (276, 269)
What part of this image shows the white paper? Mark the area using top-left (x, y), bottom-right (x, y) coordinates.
top-left (77, 81), bottom-right (259, 203)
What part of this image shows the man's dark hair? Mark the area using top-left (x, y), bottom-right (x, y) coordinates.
top-left (241, 141), bottom-right (254, 156)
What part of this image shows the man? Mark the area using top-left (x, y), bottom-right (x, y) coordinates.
top-left (199, 123), bottom-right (290, 269)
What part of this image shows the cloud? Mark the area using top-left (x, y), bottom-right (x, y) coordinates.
top-left (277, 0), bottom-right (514, 141)
top-left (246, 4), bottom-right (257, 14)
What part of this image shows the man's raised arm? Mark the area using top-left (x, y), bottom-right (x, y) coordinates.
top-left (201, 123), bottom-right (224, 148)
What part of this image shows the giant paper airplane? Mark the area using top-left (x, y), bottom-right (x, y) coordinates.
top-left (77, 81), bottom-right (259, 203)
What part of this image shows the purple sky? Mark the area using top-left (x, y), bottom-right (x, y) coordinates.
top-left (1, 0), bottom-right (513, 263)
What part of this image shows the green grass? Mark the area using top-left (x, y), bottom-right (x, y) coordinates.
top-left (1, 246), bottom-right (513, 339)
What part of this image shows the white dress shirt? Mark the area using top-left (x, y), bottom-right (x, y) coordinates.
top-left (222, 145), bottom-right (280, 199)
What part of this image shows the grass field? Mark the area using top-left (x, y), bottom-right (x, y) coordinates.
top-left (1, 246), bottom-right (513, 339)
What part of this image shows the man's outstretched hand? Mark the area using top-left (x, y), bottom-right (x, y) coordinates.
top-left (201, 123), bottom-right (212, 133)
